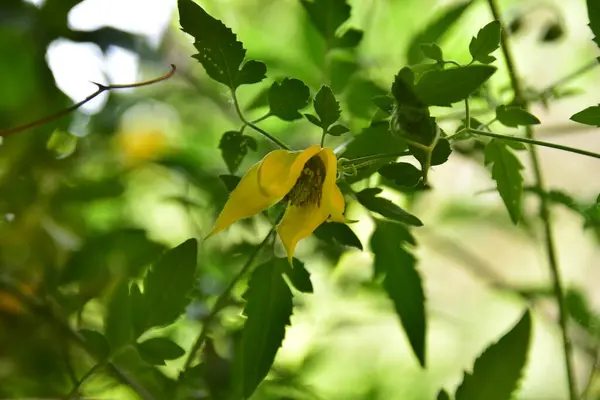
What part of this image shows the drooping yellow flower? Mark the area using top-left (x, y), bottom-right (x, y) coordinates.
top-left (208, 145), bottom-right (346, 262)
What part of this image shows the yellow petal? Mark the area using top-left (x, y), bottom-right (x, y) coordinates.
top-left (207, 161), bottom-right (280, 237)
top-left (317, 147), bottom-right (347, 222)
top-left (327, 184), bottom-right (347, 223)
top-left (258, 145), bottom-right (321, 198)
top-left (277, 203), bottom-right (329, 264)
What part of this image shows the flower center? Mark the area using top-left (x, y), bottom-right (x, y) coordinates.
top-left (285, 155), bottom-right (326, 207)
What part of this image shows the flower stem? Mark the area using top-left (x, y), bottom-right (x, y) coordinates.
top-left (231, 90), bottom-right (291, 150)
top-left (181, 226), bottom-right (277, 373)
top-left (485, 0), bottom-right (577, 398)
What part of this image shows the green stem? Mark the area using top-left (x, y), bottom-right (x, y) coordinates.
top-left (67, 361), bottom-right (106, 398)
top-left (231, 90), bottom-right (291, 150)
top-left (320, 129), bottom-right (327, 148)
top-left (464, 128), bottom-right (600, 161)
top-left (345, 151), bottom-right (411, 166)
top-left (486, 0), bottom-right (577, 398)
top-left (180, 226), bottom-right (277, 373)
top-left (464, 99), bottom-right (471, 128)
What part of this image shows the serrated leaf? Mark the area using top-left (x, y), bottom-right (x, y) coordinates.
top-left (314, 85), bottom-right (340, 130)
top-left (301, 0), bottom-right (357, 49)
top-left (371, 221), bottom-right (426, 367)
top-left (219, 131), bottom-right (257, 173)
top-left (133, 239), bottom-right (197, 336)
top-left (437, 389), bottom-right (451, 400)
top-left (485, 140), bottom-right (524, 224)
top-left (356, 188), bottom-right (423, 226)
top-left (415, 65), bottom-right (497, 106)
top-left (178, 0), bottom-right (266, 89)
top-left (587, 0), bottom-right (600, 48)
top-left (219, 174), bottom-right (241, 192)
top-left (328, 124), bottom-right (349, 136)
top-left (282, 258), bottom-right (313, 293)
top-left (372, 95), bottom-right (395, 115)
top-left (236, 259), bottom-right (293, 399)
top-left (469, 21), bottom-right (501, 64)
top-left (304, 113), bottom-right (322, 127)
top-left (105, 281), bottom-right (133, 351)
top-left (421, 43), bottom-right (443, 62)
top-left (137, 337), bottom-right (185, 365)
top-left (455, 310), bottom-right (532, 400)
top-left (378, 162), bottom-right (422, 188)
top-left (79, 329), bottom-right (110, 360)
top-left (313, 221), bottom-right (363, 250)
top-left (496, 106), bottom-right (541, 127)
top-left (268, 78), bottom-right (311, 121)
top-left (392, 67), bottom-right (423, 107)
top-left (570, 105), bottom-right (600, 127)
top-left (407, 0), bottom-right (474, 64)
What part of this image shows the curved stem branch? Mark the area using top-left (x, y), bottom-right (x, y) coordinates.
top-left (0, 65), bottom-right (176, 137)
top-left (67, 361), bottom-right (106, 399)
top-left (486, 0), bottom-right (577, 398)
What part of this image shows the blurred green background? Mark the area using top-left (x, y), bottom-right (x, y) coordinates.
top-left (1, 0), bottom-right (600, 399)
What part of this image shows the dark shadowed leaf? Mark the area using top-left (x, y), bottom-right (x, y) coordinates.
top-left (356, 188), bottom-right (423, 226)
top-left (178, 0), bottom-right (266, 88)
top-left (496, 106), bottom-right (541, 127)
top-left (372, 95), bottom-right (395, 115)
top-left (138, 337), bottom-right (185, 365)
top-left (304, 113), bottom-right (322, 127)
top-left (314, 222), bottom-right (363, 250)
top-left (410, 137), bottom-right (452, 168)
top-left (587, 0), bottom-right (600, 48)
top-left (415, 65), bottom-right (497, 106)
top-left (105, 281), bottom-right (133, 352)
top-left (392, 67), bottom-right (423, 107)
top-left (335, 28), bottom-right (363, 48)
top-left (300, 0), bottom-right (360, 49)
top-left (421, 43), bottom-right (443, 62)
top-left (282, 258), bottom-right (313, 293)
top-left (437, 389), bottom-right (451, 400)
top-left (407, 0), bottom-right (474, 64)
top-left (235, 259), bottom-right (293, 399)
top-left (133, 239), bottom-right (197, 336)
top-left (565, 289), bottom-right (600, 338)
top-left (330, 58), bottom-right (359, 92)
top-left (314, 85), bottom-right (341, 129)
top-left (219, 131), bottom-right (257, 173)
top-left (371, 221), bottom-right (426, 367)
top-left (378, 162), bottom-right (422, 188)
top-left (455, 310), bottom-right (532, 400)
top-left (79, 329), bottom-right (110, 360)
top-left (268, 78), bottom-right (311, 121)
top-left (469, 21), bottom-right (501, 64)
top-left (328, 124), bottom-right (349, 136)
top-left (570, 105), bottom-right (600, 127)
top-left (485, 140), bottom-right (524, 224)
top-left (219, 174), bottom-right (241, 192)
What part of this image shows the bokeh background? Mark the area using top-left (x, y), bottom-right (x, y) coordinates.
top-left (1, 0), bottom-right (599, 399)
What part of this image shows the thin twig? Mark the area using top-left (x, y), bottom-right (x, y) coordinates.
top-left (485, 0), bottom-right (578, 398)
top-left (67, 361), bottom-right (106, 398)
top-left (0, 65), bottom-right (176, 137)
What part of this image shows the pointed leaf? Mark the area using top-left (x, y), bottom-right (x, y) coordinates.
top-left (304, 113), bottom-right (322, 127)
top-left (570, 105), bottom-right (600, 127)
top-left (356, 188), bottom-right (423, 226)
top-left (236, 259), bottom-right (293, 399)
top-left (268, 78), bottom-right (311, 121)
top-left (137, 337), bottom-right (185, 365)
top-left (415, 65), bottom-right (497, 106)
top-left (236, 60), bottom-right (268, 87)
top-left (219, 174), bottom-right (241, 192)
top-left (586, 0), bottom-right (600, 48)
top-left (469, 21), bottom-right (501, 64)
top-left (455, 310), bottom-right (532, 400)
top-left (437, 389), bottom-right (451, 400)
top-left (219, 131), bottom-right (257, 173)
top-left (327, 124), bottom-right (349, 136)
top-left (378, 162), bottom-right (422, 188)
top-left (371, 221), bottom-right (426, 367)
top-left (313, 221), bottom-right (363, 250)
top-left (496, 106), bottom-right (541, 127)
top-left (300, 0), bottom-right (357, 49)
top-left (485, 140), bottom-right (524, 224)
top-left (283, 258), bottom-right (313, 293)
top-left (105, 281), bottom-right (133, 351)
top-left (421, 43), bottom-right (443, 62)
top-left (314, 85), bottom-right (341, 130)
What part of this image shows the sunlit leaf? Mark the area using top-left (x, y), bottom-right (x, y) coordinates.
top-left (356, 188), bottom-right (423, 226)
top-left (496, 105), bottom-right (541, 127)
top-left (137, 337), bottom-right (186, 365)
top-left (485, 140), bottom-right (524, 224)
top-left (314, 85), bottom-right (341, 130)
top-left (415, 65), bottom-right (497, 106)
top-left (455, 310), bottom-right (532, 400)
top-left (469, 21), bottom-right (501, 64)
top-left (268, 78), bottom-right (311, 121)
top-left (46, 129), bottom-right (77, 159)
top-left (371, 221), bottom-right (426, 367)
top-left (570, 105), bottom-right (600, 127)
top-left (219, 131), bottom-right (257, 173)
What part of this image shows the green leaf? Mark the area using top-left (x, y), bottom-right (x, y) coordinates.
top-left (455, 310), bottom-right (532, 400)
top-left (283, 258), bottom-right (313, 293)
top-left (335, 28), bottom-right (363, 48)
top-left (356, 188), bottom-right (423, 226)
top-left (409, 137), bottom-right (453, 169)
top-left (437, 389), bottom-right (451, 400)
top-left (137, 337), bottom-right (185, 365)
top-left (304, 113), bottom-right (322, 127)
top-left (372, 95), bottom-right (395, 115)
top-left (407, 0), bottom-right (475, 64)
top-left (219, 131), bottom-right (257, 173)
top-left (371, 221), bottom-right (426, 367)
top-left (378, 162), bottom-right (422, 188)
top-left (415, 65), bottom-right (497, 106)
top-left (484, 140), bottom-right (524, 224)
top-left (219, 174), bottom-right (241, 192)
top-left (104, 281), bottom-right (133, 352)
top-left (268, 78), bottom-right (311, 121)
top-left (392, 67), bottom-right (423, 107)
top-left (496, 106), bottom-right (541, 127)
top-left (469, 21), bottom-right (501, 64)
top-left (565, 289), bottom-right (600, 338)
top-left (79, 329), bottom-right (110, 360)
top-left (235, 259), bottom-right (293, 399)
top-left (178, 0), bottom-right (266, 89)
top-left (570, 105), bottom-right (600, 127)
top-left (301, 0), bottom-right (361, 49)
top-left (133, 239), bottom-right (197, 336)
top-left (327, 124), bottom-right (349, 136)
top-left (46, 129), bottom-right (78, 159)
top-left (587, 0), bottom-right (600, 48)
top-left (314, 85), bottom-right (341, 130)
top-left (329, 58), bottom-right (359, 93)
top-left (313, 221), bottom-right (363, 250)
top-left (421, 43), bottom-right (443, 62)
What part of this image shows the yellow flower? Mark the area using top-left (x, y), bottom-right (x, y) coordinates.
top-left (208, 145), bottom-right (346, 262)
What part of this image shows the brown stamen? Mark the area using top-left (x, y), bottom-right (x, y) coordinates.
top-left (285, 155), bottom-right (326, 207)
